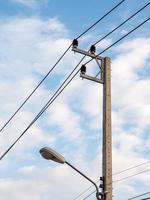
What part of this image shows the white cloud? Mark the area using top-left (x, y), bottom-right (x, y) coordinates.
top-left (0, 13), bottom-right (149, 200)
top-left (11, 0), bottom-right (47, 8)
top-left (0, 161), bottom-right (100, 200)
top-left (47, 100), bottom-right (82, 139)
top-left (0, 16), bottom-right (70, 157)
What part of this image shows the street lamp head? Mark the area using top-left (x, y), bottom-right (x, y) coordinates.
top-left (39, 147), bottom-right (101, 200)
top-left (39, 147), bottom-right (65, 164)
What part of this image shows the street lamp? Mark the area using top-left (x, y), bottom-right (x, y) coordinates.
top-left (39, 147), bottom-right (101, 200)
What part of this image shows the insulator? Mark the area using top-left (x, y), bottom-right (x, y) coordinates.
top-left (100, 177), bottom-right (104, 181)
top-left (72, 39), bottom-right (78, 48)
top-left (80, 65), bottom-right (86, 74)
top-left (90, 45), bottom-right (96, 54)
top-left (99, 184), bottom-right (103, 188)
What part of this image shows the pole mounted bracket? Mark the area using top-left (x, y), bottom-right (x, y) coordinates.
top-left (72, 47), bottom-right (104, 60)
top-left (72, 47), bottom-right (104, 84)
top-left (80, 73), bottom-right (103, 84)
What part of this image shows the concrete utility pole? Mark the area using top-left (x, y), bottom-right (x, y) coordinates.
top-left (72, 43), bottom-right (112, 200)
top-left (102, 57), bottom-right (112, 200)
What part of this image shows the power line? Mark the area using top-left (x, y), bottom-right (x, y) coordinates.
top-left (83, 190), bottom-right (96, 200)
top-left (94, 1), bottom-right (150, 78)
top-left (128, 192), bottom-right (150, 200)
top-left (113, 168), bottom-right (150, 183)
top-left (76, 0), bottom-right (126, 39)
top-left (113, 160), bottom-right (150, 176)
top-left (0, 66), bottom-right (81, 161)
top-left (0, 44), bottom-right (72, 133)
top-left (0, 0), bottom-right (126, 134)
top-left (75, 0), bottom-right (149, 87)
top-left (84, 18), bottom-right (150, 66)
top-left (73, 181), bottom-right (98, 200)
top-left (82, 190), bottom-right (96, 200)
top-left (82, 168), bottom-right (150, 200)
top-left (73, 159), bottom-right (150, 200)
top-left (0, 17), bottom-right (149, 161)
top-left (93, 2), bottom-right (150, 46)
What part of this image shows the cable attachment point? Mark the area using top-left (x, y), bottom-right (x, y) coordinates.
top-left (72, 39), bottom-right (78, 48)
top-left (90, 45), bottom-right (96, 54)
top-left (80, 64), bottom-right (86, 75)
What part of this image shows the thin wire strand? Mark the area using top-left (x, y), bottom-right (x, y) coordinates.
top-left (73, 162), bottom-right (150, 200)
top-left (0, 65), bottom-right (82, 161)
top-left (73, 181), bottom-right (99, 200)
top-left (0, 44), bottom-right (72, 133)
top-left (76, 0), bottom-right (126, 39)
top-left (93, 2), bottom-right (150, 79)
top-left (128, 192), bottom-right (150, 200)
top-left (84, 18), bottom-right (150, 66)
top-left (0, 18), bottom-right (149, 161)
top-left (73, 160), bottom-right (150, 200)
top-left (0, 0), bottom-right (126, 134)
top-left (26, 55), bottom-right (86, 128)
top-left (113, 168), bottom-right (150, 183)
top-left (93, 2), bottom-right (150, 46)
top-left (82, 169), bottom-right (150, 200)
top-left (113, 160), bottom-right (150, 175)
top-left (82, 190), bottom-right (96, 200)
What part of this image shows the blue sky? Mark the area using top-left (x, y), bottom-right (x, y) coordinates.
top-left (0, 0), bottom-right (149, 200)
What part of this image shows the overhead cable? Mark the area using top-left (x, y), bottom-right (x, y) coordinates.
top-left (0, 44), bottom-right (72, 133)
top-left (114, 160), bottom-right (150, 175)
top-left (93, 2), bottom-right (150, 46)
top-left (128, 192), bottom-right (150, 200)
top-left (73, 159), bottom-right (150, 200)
top-left (113, 168), bottom-right (150, 183)
top-left (82, 167), bottom-right (150, 200)
top-left (0, 0), bottom-right (126, 134)
top-left (76, 0), bottom-right (126, 39)
top-left (0, 18), bottom-right (149, 161)
top-left (84, 18), bottom-right (150, 66)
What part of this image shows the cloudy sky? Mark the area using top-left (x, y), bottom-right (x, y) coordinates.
top-left (0, 0), bottom-right (149, 200)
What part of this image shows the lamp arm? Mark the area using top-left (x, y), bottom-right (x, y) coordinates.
top-left (65, 161), bottom-right (101, 200)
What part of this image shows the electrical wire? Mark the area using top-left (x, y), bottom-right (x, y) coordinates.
top-left (113, 168), bottom-right (150, 183)
top-left (128, 192), bottom-right (150, 200)
top-left (0, 4), bottom-right (148, 200)
top-left (84, 18), bottom-right (150, 66)
top-left (0, 44), bottom-right (72, 133)
top-left (82, 168), bottom-right (150, 200)
top-left (73, 180), bottom-right (99, 200)
top-left (82, 190), bottom-right (96, 200)
top-left (113, 160), bottom-right (150, 176)
top-left (0, 0), bottom-right (126, 134)
top-left (93, 2), bottom-right (150, 46)
top-left (0, 66), bottom-right (81, 161)
top-left (93, 1), bottom-right (150, 78)
top-left (76, 0), bottom-right (126, 39)
top-left (73, 160), bottom-right (150, 200)
top-left (83, 190), bottom-right (96, 200)
top-left (0, 17), bottom-right (149, 161)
